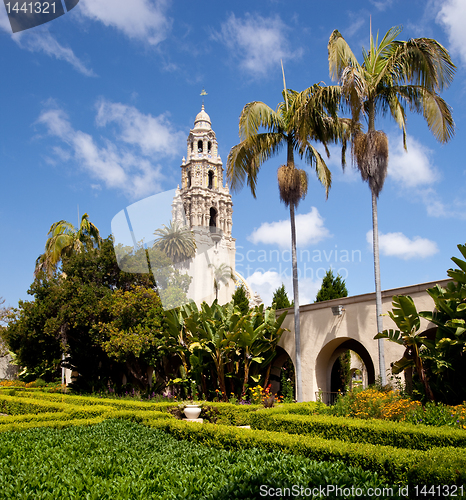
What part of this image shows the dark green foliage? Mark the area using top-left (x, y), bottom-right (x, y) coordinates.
top-left (231, 285), bottom-right (250, 315)
top-left (315, 269), bottom-right (348, 302)
top-left (331, 350), bottom-right (351, 392)
top-left (0, 419), bottom-right (396, 500)
top-left (271, 283), bottom-right (292, 309)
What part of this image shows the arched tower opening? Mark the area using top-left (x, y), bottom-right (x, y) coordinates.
top-left (198, 140), bottom-right (203, 153)
top-left (208, 170), bottom-right (214, 189)
top-left (209, 207), bottom-right (217, 229)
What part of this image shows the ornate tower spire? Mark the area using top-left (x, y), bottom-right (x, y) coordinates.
top-left (171, 105), bottom-right (236, 305)
top-left (173, 105), bottom-right (233, 238)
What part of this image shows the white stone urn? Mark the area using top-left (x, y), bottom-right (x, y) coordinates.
top-left (183, 404), bottom-right (202, 420)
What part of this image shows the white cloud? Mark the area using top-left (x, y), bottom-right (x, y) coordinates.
top-left (36, 101), bottom-right (186, 199)
top-left (366, 231), bottom-right (439, 260)
top-left (79, 0), bottom-right (172, 46)
top-left (246, 271), bottom-right (321, 307)
top-left (247, 208), bottom-right (331, 249)
top-left (437, 0), bottom-right (466, 66)
top-left (0, 8), bottom-right (95, 76)
top-left (369, 0), bottom-right (394, 11)
top-left (388, 134), bottom-right (438, 187)
top-left (213, 13), bottom-right (302, 77)
top-left (95, 100), bottom-right (185, 156)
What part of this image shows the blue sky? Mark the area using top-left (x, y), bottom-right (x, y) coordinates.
top-left (1, 0), bottom-right (466, 308)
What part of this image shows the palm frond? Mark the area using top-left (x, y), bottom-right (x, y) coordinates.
top-left (238, 101), bottom-right (283, 140)
top-left (328, 29), bottom-right (362, 82)
top-left (226, 132), bottom-right (285, 196)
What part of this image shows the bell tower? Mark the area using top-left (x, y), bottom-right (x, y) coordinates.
top-left (172, 105), bottom-right (235, 304)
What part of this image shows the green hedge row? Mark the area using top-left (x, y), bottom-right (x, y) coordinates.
top-left (248, 411), bottom-right (466, 450)
top-left (144, 418), bottom-right (466, 485)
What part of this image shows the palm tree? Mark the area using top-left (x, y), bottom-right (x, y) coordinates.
top-left (35, 213), bottom-right (101, 277)
top-left (328, 26), bottom-right (455, 385)
top-left (227, 84), bottom-right (346, 401)
top-left (153, 221), bottom-right (196, 266)
top-left (209, 263), bottom-right (234, 302)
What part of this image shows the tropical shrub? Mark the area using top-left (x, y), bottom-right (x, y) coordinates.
top-left (376, 244), bottom-right (466, 404)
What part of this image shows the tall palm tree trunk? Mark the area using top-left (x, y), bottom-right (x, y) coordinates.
top-left (371, 190), bottom-right (386, 386)
top-left (290, 203), bottom-right (303, 402)
top-left (368, 99), bottom-right (387, 386)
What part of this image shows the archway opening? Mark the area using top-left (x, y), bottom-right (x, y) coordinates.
top-left (208, 170), bottom-right (214, 189)
top-left (187, 170), bottom-right (191, 188)
top-left (198, 140), bottom-right (203, 153)
top-left (208, 141), bottom-right (212, 153)
top-left (267, 347), bottom-right (295, 402)
top-left (316, 338), bottom-right (375, 405)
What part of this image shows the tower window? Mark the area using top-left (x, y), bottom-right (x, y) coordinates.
top-left (187, 170), bottom-right (191, 188)
top-left (208, 141), bottom-right (212, 153)
top-left (198, 140), bottom-right (203, 153)
top-left (208, 170), bottom-right (214, 189)
top-left (190, 141), bottom-right (193, 152)
top-left (209, 207), bottom-right (217, 229)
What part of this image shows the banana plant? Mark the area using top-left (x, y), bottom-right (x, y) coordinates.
top-left (375, 295), bottom-right (434, 400)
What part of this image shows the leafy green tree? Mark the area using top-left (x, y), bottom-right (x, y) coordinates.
top-left (227, 84), bottom-right (346, 401)
top-left (329, 26), bottom-right (455, 385)
top-left (98, 286), bottom-right (167, 390)
top-left (4, 237), bottom-right (188, 390)
top-left (232, 285), bottom-right (250, 315)
top-left (271, 284), bottom-right (293, 309)
top-left (35, 213), bottom-right (101, 277)
top-left (315, 269), bottom-right (348, 302)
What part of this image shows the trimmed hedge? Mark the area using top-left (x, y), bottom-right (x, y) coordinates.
top-left (248, 411), bottom-right (466, 450)
top-left (145, 418), bottom-right (466, 485)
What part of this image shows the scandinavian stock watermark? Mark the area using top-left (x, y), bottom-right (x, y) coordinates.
top-left (236, 245), bottom-right (362, 281)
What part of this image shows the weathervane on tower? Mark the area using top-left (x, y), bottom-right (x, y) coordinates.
top-left (200, 88), bottom-right (208, 106)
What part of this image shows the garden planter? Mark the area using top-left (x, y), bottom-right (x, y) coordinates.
top-left (183, 404), bottom-right (202, 420)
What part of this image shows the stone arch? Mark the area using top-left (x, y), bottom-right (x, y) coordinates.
top-left (197, 140), bottom-right (203, 152)
top-left (209, 207), bottom-right (217, 228)
top-left (315, 338), bottom-right (375, 404)
top-left (268, 346), bottom-right (294, 396)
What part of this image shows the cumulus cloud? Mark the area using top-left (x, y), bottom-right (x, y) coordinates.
top-left (388, 134), bottom-right (438, 187)
top-left (247, 208), bottom-right (331, 249)
top-left (95, 100), bottom-right (185, 156)
top-left (246, 271), bottom-right (321, 307)
top-left (213, 13), bottom-right (302, 76)
top-left (366, 231), bottom-right (439, 260)
top-left (36, 100), bottom-right (184, 199)
top-left (0, 8), bottom-right (95, 76)
top-left (437, 0), bottom-right (466, 66)
top-left (79, 0), bottom-right (172, 46)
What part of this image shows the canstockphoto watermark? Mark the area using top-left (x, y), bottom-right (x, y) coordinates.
top-left (3, 0), bottom-right (80, 33)
top-left (259, 484), bottom-right (410, 497)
